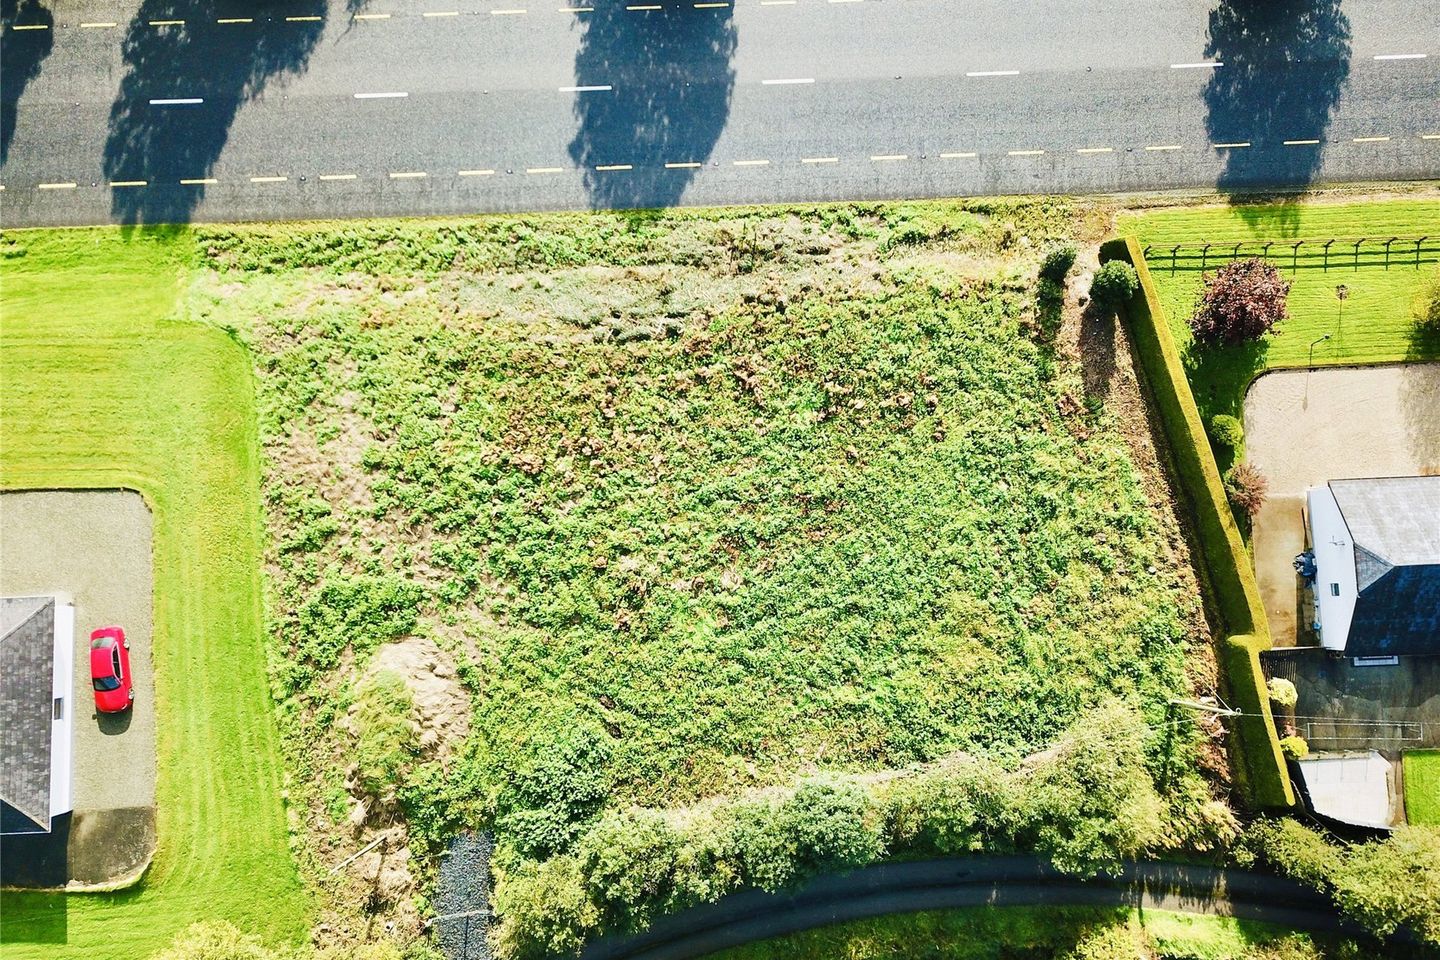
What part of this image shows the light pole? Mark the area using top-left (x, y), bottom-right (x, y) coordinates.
top-left (1309, 333), bottom-right (1331, 369)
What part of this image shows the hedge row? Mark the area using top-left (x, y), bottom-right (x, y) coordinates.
top-left (1098, 237), bottom-right (1293, 810)
top-left (492, 703), bottom-right (1238, 959)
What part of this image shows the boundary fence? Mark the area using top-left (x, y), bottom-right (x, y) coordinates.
top-left (1142, 235), bottom-right (1439, 274)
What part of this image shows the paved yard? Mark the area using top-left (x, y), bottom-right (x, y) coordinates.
top-left (0, 491), bottom-right (156, 887)
top-left (1243, 363), bottom-right (1440, 645)
top-left (1263, 648), bottom-right (1440, 751)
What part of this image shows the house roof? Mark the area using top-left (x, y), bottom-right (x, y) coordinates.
top-left (1329, 478), bottom-right (1440, 657)
top-left (1, 596), bottom-right (56, 833)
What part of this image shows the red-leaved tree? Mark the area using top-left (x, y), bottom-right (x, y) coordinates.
top-left (1190, 257), bottom-right (1291, 346)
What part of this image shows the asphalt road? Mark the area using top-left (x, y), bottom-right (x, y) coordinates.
top-left (2, 0), bottom-right (1438, 226)
top-left (576, 856), bottom-right (1416, 960)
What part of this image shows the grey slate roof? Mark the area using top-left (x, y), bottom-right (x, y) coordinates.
top-left (1330, 477), bottom-right (1440, 657)
top-left (1, 596), bottom-right (55, 833)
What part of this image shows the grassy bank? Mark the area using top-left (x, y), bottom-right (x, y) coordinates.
top-left (0, 230), bottom-right (309, 958)
top-left (1119, 199), bottom-right (1440, 427)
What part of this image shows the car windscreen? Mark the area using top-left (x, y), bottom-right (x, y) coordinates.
top-left (93, 676), bottom-right (121, 691)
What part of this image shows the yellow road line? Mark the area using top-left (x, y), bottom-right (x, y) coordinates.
top-left (180, 178), bottom-right (217, 185)
top-left (148, 19), bottom-right (184, 25)
top-left (870, 154), bottom-right (907, 161)
top-left (354, 13), bottom-right (392, 19)
top-left (1008, 149), bottom-right (1044, 156)
top-left (626, 4), bottom-right (661, 8)
top-left (1144, 144), bottom-right (1182, 151)
top-left (80, 21), bottom-right (118, 27)
top-left (596, 164), bottom-right (633, 171)
top-left (1352, 136), bottom-right (1391, 143)
top-left (286, 15), bottom-right (323, 21)
top-left (939, 151), bottom-right (977, 158)
top-left (1283, 139), bottom-right (1320, 146)
top-left (1076, 147), bottom-right (1114, 154)
top-left (1423, 134), bottom-right (1440, 140)
top-left (12, 23), bottom-right (50, 29)
top-left (458, 169), bottom-right (496, 176)
top-left (1212, 141), bottom-right (1250, 149)
top-left (423, 10), bottom-right (461, 16)
top-left (109, 180), bottom-right (148, 187)
top-left (526, 167), bottom-right (564, 174)
top-left (249, 176), bottom-right (289, 183)
top-left (665, 161), bottom-right (702, 169)
top-left (389, 171), bottom-right (428, 179)
top-left (217, 17), bottom-right (253, 23)
top-left (38, 182), bottom-right (76, 189)
top-left (319, 174), bottom-right (358, 180)
top-left (694, 2), bottom-right (728, 7)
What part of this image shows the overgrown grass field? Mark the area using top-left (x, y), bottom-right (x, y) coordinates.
top-left (179, 203), bottom-right (1206, 891)
top-left (1405, 751), bottom-right (1440, 827)
top-left (1120, 199), bottom-right (1440, 425)
top-left (0, 230), bottom-right (309, 958)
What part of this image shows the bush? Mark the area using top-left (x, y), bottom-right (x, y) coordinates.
top-left (1039, 244), bottom-right (1077, 283)
top-left (1267, 677), bottom-right (1298, 709)
top-left (1415, 268), bottom-right (1440, 332)
top-left (353, 670), bottom-right (420, 808)
top-left (1189, 258), bottom-right (1290, 346)
top-left (1224, 462), bottom-right (1268, 522)
top-left (1208, 414), bottom-right (1244, 451)
top-left (496, 726), bottom-right (613, 860)
top-left (1037, 277), bottom-right (1066, 306)
top-left (1090, 261), bottom-right (1139, 312)
top-left (1278, 735), bottom-right (1309, 761)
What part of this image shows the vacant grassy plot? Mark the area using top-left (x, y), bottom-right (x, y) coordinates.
top-left (1119, 199), bottom-right (1440, 427)
top-left (705, 905), bottom-right (1379, 960)
top-left (0, 230), bottom-right (309, 957)
top-left (178, 203), bottom-right (1207, 919)
top-left (1405, 751), bottom-right (1440, 827)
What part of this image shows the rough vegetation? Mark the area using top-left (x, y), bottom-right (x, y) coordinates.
top-left (178, 201), bottom-right (1213, 948)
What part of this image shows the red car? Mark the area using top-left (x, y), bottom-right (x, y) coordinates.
top-left (90, 626), bottom-right (134, 713)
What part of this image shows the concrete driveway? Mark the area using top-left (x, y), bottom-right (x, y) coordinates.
top-left (0, 491), bottom-right (156, 887)
top-left (1243, 363), bottom-right (1440, 645)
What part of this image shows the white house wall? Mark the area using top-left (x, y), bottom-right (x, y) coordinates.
top-left (49, 599), bottom-right (73, 819)
top-left (1307, 486), bottom-right (1357, 653)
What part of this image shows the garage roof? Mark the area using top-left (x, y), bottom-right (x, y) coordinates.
top-left (1, 596), bottom-right (55, 834)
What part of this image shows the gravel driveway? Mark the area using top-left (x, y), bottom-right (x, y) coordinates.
top-left (0, 490), bottom-right (156, 886)
top-left (1243, 363), bottom-right (1440, 644)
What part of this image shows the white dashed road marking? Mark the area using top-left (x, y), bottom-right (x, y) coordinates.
top-left (596, 164), bottom-right (633, 171)
top-left (665, 161), bottom-right (702, 169)
top-left (149, 98), bottom-right (203, 105)
top-left (559, 85), bottom-right (612, 92)
top-left (1212, 141), bottom-right (1251, 149)
top-left (1353, 136), bottom-right (1391, 143)
top-left (939, 151), bottom-right (977, 159)
top-left (1374, 53), bottom-right (1427, 61)
top-left (1283, 139), bottom-right (1321, 146)
top-left (38, 182), bottom-right (76, 189)
top-left (319, 174), bottom-right (358, 180)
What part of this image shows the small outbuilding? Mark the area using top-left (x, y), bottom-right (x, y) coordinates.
top-left (1303, 476), bottom-right (1440, 658)
top-left (1, 595), bottom-right (74, 835)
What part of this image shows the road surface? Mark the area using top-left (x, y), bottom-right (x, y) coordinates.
top-left (574, 856), bottom-right (1412, 960)
top-left (2, 0), bottom-right (1438, 226)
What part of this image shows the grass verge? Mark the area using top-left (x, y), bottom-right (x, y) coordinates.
top-left (0, 229), bottom-right (309, 958)
top-left (1404, 751), bottom-right (1440, 826)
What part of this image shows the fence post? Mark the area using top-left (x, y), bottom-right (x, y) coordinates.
top-left (1385, 237), bottom-right (1397, 270)
top-left (1171, 244), bottom-right (1180, 274)
top-left (1418, 237), bottom-right (1428, 269)
top-left (1292, 240), bottom-right (1303, 273)
top-left (1353, 238), bottom-right (1365, 272)
top-left (1232, 242), bottom-right (1243, 261)
top-left (1202, 242), bottom-right (1212, 270)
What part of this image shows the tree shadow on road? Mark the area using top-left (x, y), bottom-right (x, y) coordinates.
top-left (567, 5), bottom-right (735, 210)
top-left (1, 0), bottom-right (55, 165)
top-left (1203, 0), bottom-right (1351, 234)
top-left (103, 0), bottom-right (327, 225)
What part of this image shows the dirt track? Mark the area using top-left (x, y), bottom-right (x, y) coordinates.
top-left (1243, 363), bottom-right (1440, 644)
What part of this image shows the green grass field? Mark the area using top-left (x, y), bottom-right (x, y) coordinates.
top-left (1404, 751), bottom-right (1440, 827)
top-left (703, 905), bottom-right (1376, 960)
top-left (1119, 199), bottom-right (1440, 429)
top-left (0, 230), bottom-right (309, 958)
top-left (183, 206), bottom-right (1200, 841)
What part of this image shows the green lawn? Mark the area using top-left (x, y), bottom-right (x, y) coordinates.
top-left (1404, 751), bottom-right (1440, 826)
top-left (0, 230), bottom-right (309, 958)
top-left (703, 905), bottom-right (1379, 960)
top-left (1119, 199), bottom-right (1440, 429)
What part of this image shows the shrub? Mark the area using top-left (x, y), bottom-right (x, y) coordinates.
top-left (1224, 462), bottom-right (1268, 522)
top-left (1090, 261), bottom-right (1139, 312)
top-left (1279, 735), bottom-right (1309, 761)
top-left (1267, 677), bottom-right (1299, 709)
top-left (576, 807), bottom-right (685, 931)
top-left (782, 779), bottom-right (886, 876)
top-left (1037, 277), bottom-right (1066, 307)
top-left (1039, 244), bottom-right (1077, 283)
top-left (492, 855), bottom-right (597, 960)
top-left (1415, 267), bottom-right (1440, 332)
top-left (1189, 258), bottom-right (1290, 346)
top-left (1332, 825), bottom-right (1440, 943)
top-left (1208, 413), bottom-right (1244, 451)
top-left (496, 725), bottom-right (613, 860)
top-left (353, 670), bottom-right (420, 808)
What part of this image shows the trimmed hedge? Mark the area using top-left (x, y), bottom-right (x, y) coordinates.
top-left (1099, 237), bottom-right (1293, 810)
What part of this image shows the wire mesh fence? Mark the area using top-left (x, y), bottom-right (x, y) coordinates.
top-left (1142, 235), bottom-right (1440, 274)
